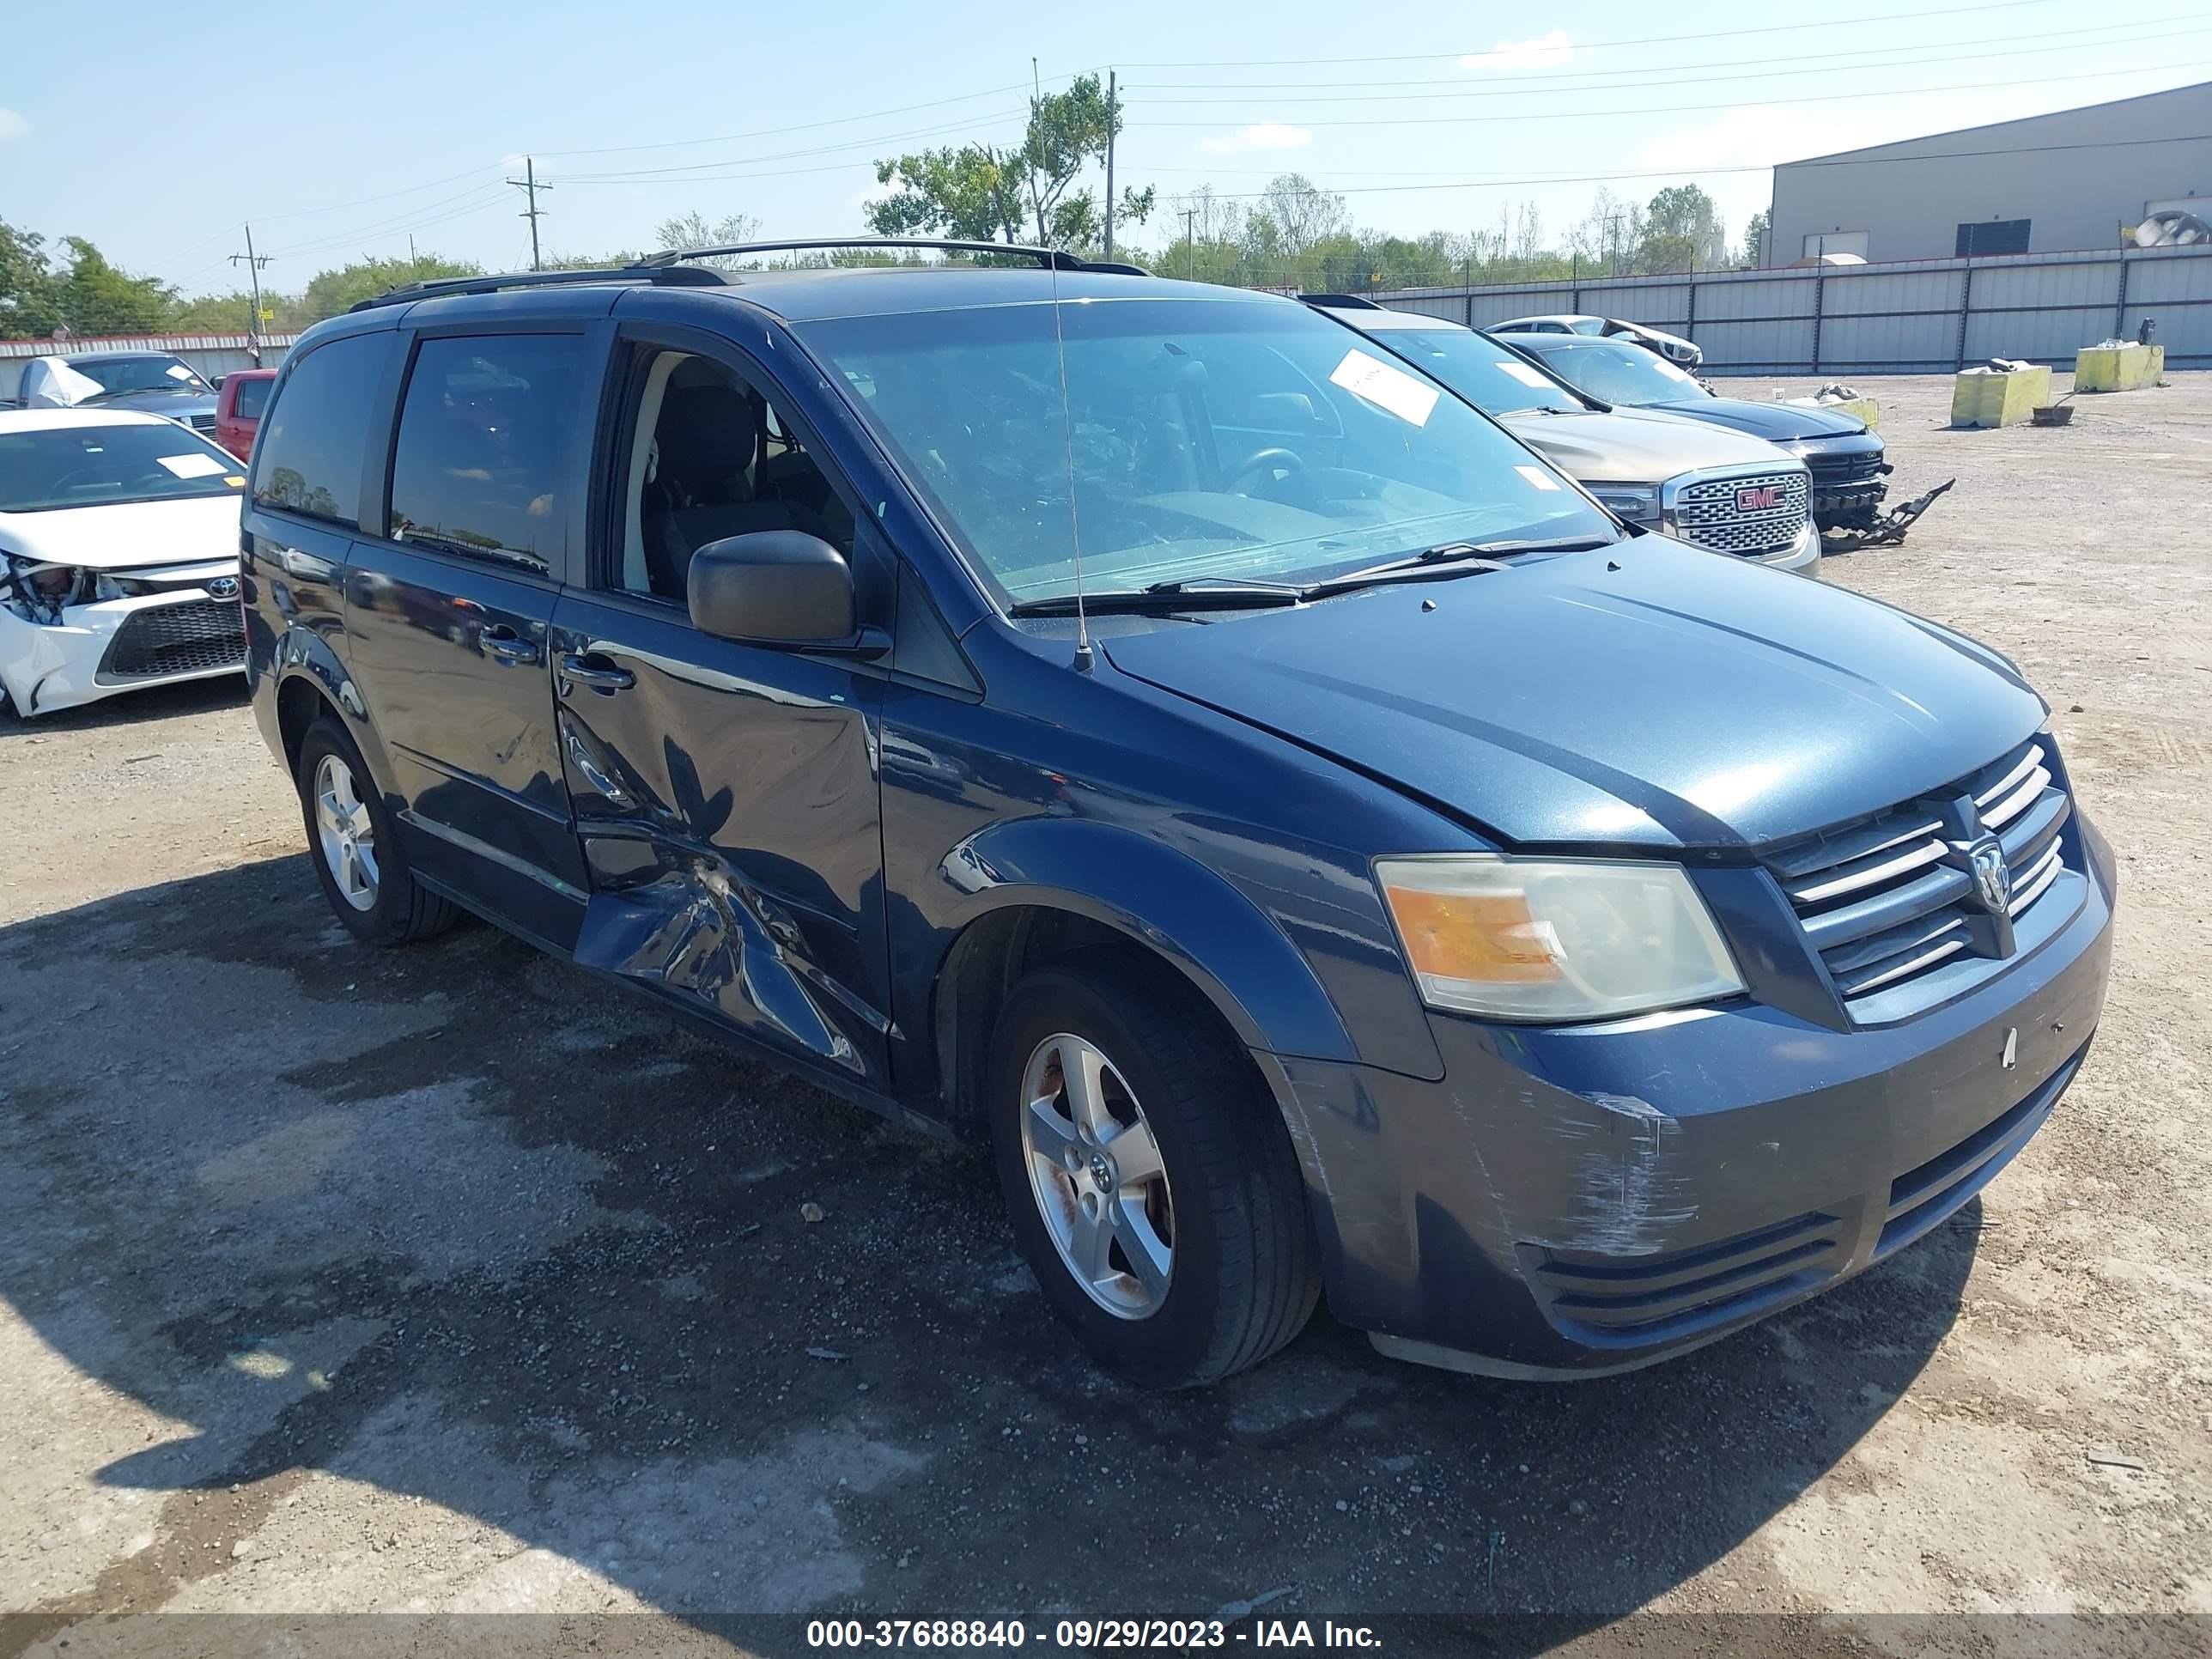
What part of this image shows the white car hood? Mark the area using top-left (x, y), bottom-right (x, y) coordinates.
top-left (0, 492), bottom-right (245, 570)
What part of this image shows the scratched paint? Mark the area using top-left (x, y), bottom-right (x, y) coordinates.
top-left (1557, 1092), bottom-right (1698, 1257)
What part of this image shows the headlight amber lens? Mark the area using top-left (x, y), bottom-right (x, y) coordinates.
top-left (1376, 854), bottom-right (1746, 1022)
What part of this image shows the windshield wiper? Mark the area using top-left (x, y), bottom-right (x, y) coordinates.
top-left (1302, 536), bottom-right (1613, 599)
top-left (1006, 578), bottom-right (1303, 618)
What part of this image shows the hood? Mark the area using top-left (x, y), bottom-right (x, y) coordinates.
top-left (1498, 406), bottom-right (1784, 483)
top-left (1103, 537), bottom-right (2043, 851)
top-left (0, 493), bottom-right (245, 570)
top-left (1647, 396), bottom-right (1869, 441)
top-left (82, 386), bottom-right (218, 418)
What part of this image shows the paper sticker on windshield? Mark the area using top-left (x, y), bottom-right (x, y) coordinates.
top-left (155, 453), bottom-right (228, 479)
top-left (1497, 361), bottom-right (1553, 388)
top-left (1330, 349), bottom-right (1440, 427)
top-left (167, 364), bottom-right (196, 380)
top-left (223, 475), bottom-right (246, 489)
top-left (1514, 465), bottom-right (1563, 492)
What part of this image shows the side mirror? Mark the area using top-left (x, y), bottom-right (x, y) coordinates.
top-left (686, 531), bottom-right (884, 654)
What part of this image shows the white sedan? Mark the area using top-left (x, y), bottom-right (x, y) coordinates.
top-left (0, 409), bottom-right (248, 718)
top-left (1488, 313), bottom-right (1704, 368)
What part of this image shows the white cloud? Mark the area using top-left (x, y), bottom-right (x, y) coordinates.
top-left (0, 108), bottom-right (27, 142)
top-left (1200, 122), bottom-right (1312, 155)
top-left (1462, 30), bottom-right (1573, 71)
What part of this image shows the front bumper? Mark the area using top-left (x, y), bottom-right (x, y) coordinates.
top-left (0, 576), bottom-right (245, 716)
top-left (1267, 813), bottom-right (2114, 1377)
top-left (1756, 519), bottom-right (1822, 575)
top-left (1814, 479), bottom-right (1889, 532)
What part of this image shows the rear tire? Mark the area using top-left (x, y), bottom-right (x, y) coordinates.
top-left (295, 715), bottom-right (457, 945)
top-left (988, 949), bottom-right (1321, 1388)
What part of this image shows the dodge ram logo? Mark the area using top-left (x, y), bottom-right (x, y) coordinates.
top-left (1969, 841), bottom-right (2011, 915)
top-left (1736, 485), bottom-right (1782, 512)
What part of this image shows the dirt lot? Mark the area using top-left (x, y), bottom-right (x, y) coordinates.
top-left (2, 374), bottom-right (2208, 1656)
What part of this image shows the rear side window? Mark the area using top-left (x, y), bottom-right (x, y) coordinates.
top-left (387, 335), bottom-right (581, 575)
top-left (253, 334), bottom-right (388, 527)
top-left (232, 378), bottom-right (272, 421)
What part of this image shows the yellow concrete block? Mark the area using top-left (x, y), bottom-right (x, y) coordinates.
top-left (2074, 343), bottom-right (2164, 392)
top-left (1951, 365), bottom-right (2051, 428)
top-left (1786, 396), bottom-right (1881, 429)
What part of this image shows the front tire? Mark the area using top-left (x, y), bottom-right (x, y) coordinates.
top-left (295, 716), bottom-right (457, 945)
top-left (988, 950), bottom-right (1321, 1388)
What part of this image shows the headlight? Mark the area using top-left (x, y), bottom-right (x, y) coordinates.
top-left (1584, 483), bottom-right (1660, 523)
top-left (1375, 854), bottom-right (1745, 1022)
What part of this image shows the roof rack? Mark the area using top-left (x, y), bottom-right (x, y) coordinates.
top-left (637, 236), bottom-right (1148, 275)
top-left (348, 238), bottom-right (1152, 314)
top-left (348, 263), bottom-right (728, 313)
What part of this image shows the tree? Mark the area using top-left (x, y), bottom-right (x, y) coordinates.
top-left (0, 217), bottom-right (62, 340)
top-left (653, 211), bottom-right (761, 268)
top-left (868, 73), bottom-right (1152, 250)
top-left (298, 254), bottom-right (479, 323)
top-left (1638, 184), bottom-right (1727, 274)
top-left (1741, 209), bottom-right (1771, 270)
top-left (1249, 174), bottom-right (1349, 261)
top-left (54, 238), bottom-right (175, 336)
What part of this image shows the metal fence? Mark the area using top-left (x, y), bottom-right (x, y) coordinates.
top-left (1370, 245), bottom-right (2212, 375)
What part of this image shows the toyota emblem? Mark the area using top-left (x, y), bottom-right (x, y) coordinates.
top-left (208, 576), bottom-right (240, 600)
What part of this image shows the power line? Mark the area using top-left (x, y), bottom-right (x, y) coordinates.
top-left (550, 109), bottom-right (1028, 184)
top-left (1131, 19), bottom-right (2212, 104)
top-left (1131, 10), bottom-right (2202, 91)
top-left (1116, 0), bottom-right (2063, 69)
top-left (1130, 60), bottom-right (2212, 130)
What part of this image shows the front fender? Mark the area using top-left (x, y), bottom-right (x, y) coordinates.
top-left (938, 817), bottom-right (1362, 1066)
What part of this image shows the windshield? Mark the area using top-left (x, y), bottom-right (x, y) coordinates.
top-left (1522, 339), bottom-right (1704, 408)
top-left (0, 422), bottom-right (246, 512)
top-left (798, 296), bottom-right (1613, 605)
top-left (1371, 328), bottom-right (1585, 416)
top-left (70, 356), bottom-right (210, 396)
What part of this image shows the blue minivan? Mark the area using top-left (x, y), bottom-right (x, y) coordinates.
top-left (241, 242), bottom-right (2113, 1388)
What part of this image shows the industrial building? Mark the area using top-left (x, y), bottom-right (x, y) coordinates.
top-left (1767, 81), bottom-right (2211, 265)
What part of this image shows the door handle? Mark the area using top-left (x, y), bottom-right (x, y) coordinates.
top-left (481, 624), bottom-right (541, 665)
top-left (558, 651), bottom-right (636, 694)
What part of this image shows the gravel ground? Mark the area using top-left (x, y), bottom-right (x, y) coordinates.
top-left (1, 374), bottom-right (2207, 1657)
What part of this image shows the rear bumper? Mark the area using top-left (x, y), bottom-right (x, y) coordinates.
top-left (1268, 813), bottom-right (2115, 1377)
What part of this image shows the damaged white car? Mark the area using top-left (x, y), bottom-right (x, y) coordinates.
top-left (0, 409), bottom-right (249, 718)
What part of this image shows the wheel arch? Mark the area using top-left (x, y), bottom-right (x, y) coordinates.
top-left (924, 818), bottom-right (1360, 1134)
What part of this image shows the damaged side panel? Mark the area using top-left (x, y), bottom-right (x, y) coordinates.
top-left (550, 598), bottom-right (894, 1089)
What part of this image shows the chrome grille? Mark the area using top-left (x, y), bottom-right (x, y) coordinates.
top-left (1669, 468), bottom-right (1812, 557)
top-left (1764, 735), bottom-right (2075, 1019)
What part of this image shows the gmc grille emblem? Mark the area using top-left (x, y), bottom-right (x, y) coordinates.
top-left (1736, 485), bottom-right (1782, 512)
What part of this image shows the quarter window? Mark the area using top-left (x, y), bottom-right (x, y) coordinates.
top-left (388, 334), bottom-right (582, 574)
top-left (232, 377), bottom-right (273, 421)
top-left (252, 332), bottom-right (388, 527)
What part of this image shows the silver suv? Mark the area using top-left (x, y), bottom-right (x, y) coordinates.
top-left (1305, 297), bottom-right (1818, 574)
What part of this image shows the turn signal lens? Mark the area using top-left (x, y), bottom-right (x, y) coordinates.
top-left (1376, 854), bottom-right (1745, 1023)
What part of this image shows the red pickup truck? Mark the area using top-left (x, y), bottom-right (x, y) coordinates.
top-left (214, 368), bottom-right (277, 461)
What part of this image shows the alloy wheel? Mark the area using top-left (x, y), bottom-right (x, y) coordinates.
top-left (313, 753), bottom-right (380, 912)
top-left (1018, 1032), bottom-right (1176, 1319)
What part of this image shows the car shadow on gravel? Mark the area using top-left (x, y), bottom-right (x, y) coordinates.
top-left (0, 854), bottom-right (1976, 1656)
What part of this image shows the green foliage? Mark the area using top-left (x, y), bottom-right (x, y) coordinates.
top-left (0, 218), bottom-right (64, 339)
top-left (1638, 184), bottom-right (1728, 274)
top-left (297, 254), bottom-right (480, 323)
top-left (1741, 209), bottom-right (1771, 270)
top-left (868, 73), bottom-right (1149, 250)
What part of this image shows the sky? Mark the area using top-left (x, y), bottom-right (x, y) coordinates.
top-left (3, 0), bottom-right (2206, 297)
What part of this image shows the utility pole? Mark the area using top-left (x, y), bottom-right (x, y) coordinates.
top-left (507, 157), bottom-right (550, 271)
top-left (1103, 70), bottom-right (1118, 260)
top-left (228, 224), bottom-right (271, 365)
top-left (1183, 207), bottom-right (1197, 279)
